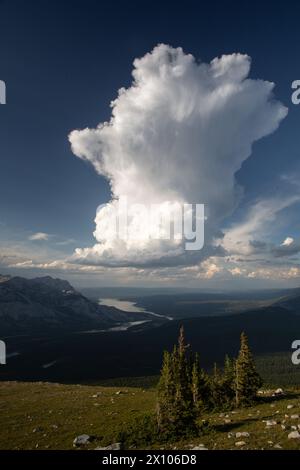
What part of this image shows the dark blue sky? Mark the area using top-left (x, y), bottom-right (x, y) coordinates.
top-left (1, 0), bottom-right (300, 286)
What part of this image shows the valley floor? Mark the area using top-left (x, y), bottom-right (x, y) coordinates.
top-left (1, 381), bottom-right (300, 450)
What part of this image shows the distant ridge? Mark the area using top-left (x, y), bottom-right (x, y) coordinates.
top-left (0, 274), bottom-right (11, 283)
top-left (0, 274), bottom-right (154, 335)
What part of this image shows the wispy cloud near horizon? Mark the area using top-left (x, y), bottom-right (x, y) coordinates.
top-left (28, 232), bottom-right (50, 241)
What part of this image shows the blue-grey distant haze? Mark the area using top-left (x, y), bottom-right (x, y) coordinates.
top-left (1, 0), bottom-right (300, 288)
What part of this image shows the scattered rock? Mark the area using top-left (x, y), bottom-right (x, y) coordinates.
top-left (224, 419), bottom-right (231, 424)
top-left (32, 427), bottom-right (43, 433)
top-left (270, 404), bottom-right (275, 408)
top-left (191, 445), bottom-right (208, 450)
top-left (95, 442), bottom-right (121, 450)
top-left (291, 425), bottom-right (297, 431)
top-left (235, 441), bottom-right (246, 447)
top-left (291, 414), bottom-right (299, 420)
top-left (281, 425), bottom-right (286, 430)
top-left (288, 431), bottom-right (300, 439)
top-left (236, 432), bottom-right (250, 438)
top-left (274, 388), bottom-right (284, 395)
top-left (274, 444), bottom-right (282, 449)
top-left (115, 391), bottom-right (122, 395)
top-left (266, 420), bottom-right (277, 427)
top-left (287, 405), bottom-right (294, 410)
top-left (73, 434), bottom-right (91, 447)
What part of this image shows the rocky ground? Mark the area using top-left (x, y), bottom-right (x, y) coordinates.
top-left (0, 381), bottom-right (300, 450)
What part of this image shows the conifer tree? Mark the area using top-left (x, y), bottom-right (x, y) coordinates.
top-left (157, 350), bottom-right (175, 432)
top-left (224, 355), bottom-right (234, 381)
top-left (222, 355), bottom-right (236, 405)
top-left (157, 326), bottom-right (196, 434)
top-left (210, 362), bottom-right (224, 408)
top-left (235, 332), bottom-right (262, 406)
top-left (157, 328), bottom-right (261, 437)
top-left (173, 326), bottom-right (195, 430)
top-left (177, 326), bottom-right (191, 404)
top-left (192, 353), bottom-right (211, 411)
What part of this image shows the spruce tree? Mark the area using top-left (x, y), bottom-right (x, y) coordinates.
top-left (235, 332), bottom-right (262, 406)
top-left (173, 326), bottom-right (195, 431)
top-left (222, 355), bottom-right (235, 406)
top-left (210, 362), bottom-right (224, 409)
top-left (192, 353), bottom-right (211, 411)
top-left (157, 326), bottom-right (196, 435)
top-left (177, 326), bottom-right (191, 405)
top-left (157, 350), bottom-right (175, 432)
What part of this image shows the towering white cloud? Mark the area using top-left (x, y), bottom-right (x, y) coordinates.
top-left (69, 44), bottom-right (287, 267)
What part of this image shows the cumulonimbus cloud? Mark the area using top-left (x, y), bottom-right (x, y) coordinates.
top-left (69, 44), bottom-right (287, 268)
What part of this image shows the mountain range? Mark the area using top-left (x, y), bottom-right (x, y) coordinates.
top-left (1, 274), bottom-right (300, 383)
top-left (0, 274), bottom-right (153, 335)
